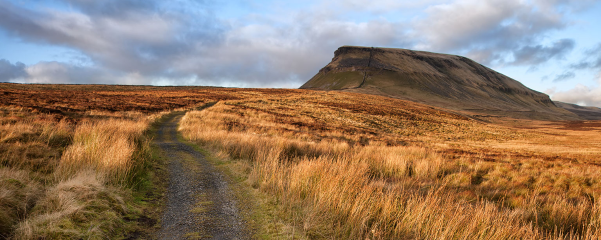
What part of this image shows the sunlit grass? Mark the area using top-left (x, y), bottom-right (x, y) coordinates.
top-left (0, 106), bottom-right (163, 239)
top-left (3, 84), bottom-right (601, 239)
top-left (180, 93), bottom-right (601, 239)
top-left (57, 118), bottom-right (149, 182)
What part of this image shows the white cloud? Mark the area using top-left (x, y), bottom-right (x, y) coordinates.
top-left (548, 76), bottom-right (601, 107)
top-left (0, 0), bottom-right (598, 87)
top-left (415, 0), bottom-right (525, 51)
top-left (18, 61), bottom-right (124, 84)
top-left (24, 62), bottom-right (70, 83)
top-left (411, 0), bottom-right (582, 67)
top-left (320, 0), bottom-right (448, 13)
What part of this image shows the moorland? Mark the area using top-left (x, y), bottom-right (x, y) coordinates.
top-left (1, 83), bottom-right (601, 239)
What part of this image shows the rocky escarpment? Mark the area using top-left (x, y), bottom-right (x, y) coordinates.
top-left (302, 46), bottom-right (581, 120)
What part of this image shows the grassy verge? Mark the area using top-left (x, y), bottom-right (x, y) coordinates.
top-left (119, 114), bottom-right (172, 239)
top-left (177, 130), bottom-right (307, 239)
top-left (0, 107), bottom-right (169, 239)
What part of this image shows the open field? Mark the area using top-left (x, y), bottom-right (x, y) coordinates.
top-left (0, 83), bottom-right (299, 239)
top-left (2, 83), bottom-right (601, 239)
top-left (179, 90), bottom-right (601, 239)
top-left (0, 84), bottom-right (201, 238)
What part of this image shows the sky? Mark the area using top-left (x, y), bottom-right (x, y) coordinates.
top-left (0, 0), bottom-right (600, 107)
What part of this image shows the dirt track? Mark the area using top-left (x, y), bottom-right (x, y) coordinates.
top-left (155, 108), bottom-right (246, 239)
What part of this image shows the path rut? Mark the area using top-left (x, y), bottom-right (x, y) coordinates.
top-left (155, 107), bottom-right (245, 239)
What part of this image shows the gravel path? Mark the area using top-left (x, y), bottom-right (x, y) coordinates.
top-left (155, 108), bottom-right (246, 239)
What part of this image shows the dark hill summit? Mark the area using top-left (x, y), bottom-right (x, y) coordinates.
top-left (301, 46), bottom-right (591, 120)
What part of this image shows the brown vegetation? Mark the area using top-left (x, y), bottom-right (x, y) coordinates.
top-left (0, 83), bottom-right (302, 239)
top-left (0, 84), bottom-right (199, 238)
top-left (179, 90), bottom-right (601, 239)
top-left (3, 83), bottom-right (601, 239)
top-left (0, 83), bottom-right (239, 115)
top-left (0, 105), bottom-right (159, 239)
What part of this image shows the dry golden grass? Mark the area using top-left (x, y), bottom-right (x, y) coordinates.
top-left (180, 91), bottom-right (601, 239)
top-left (12, 171), bottom-right (126, 240)
top-left (57, 117), bottom-right (150, 182)
top-left (0, 168), bottom-right (41, 237)
top-left (0, 104), bottom-right (164, 238)
top-left (3, 84), bottom-right (601, 239)
top-left (0, 83), bottom-right (301, 239)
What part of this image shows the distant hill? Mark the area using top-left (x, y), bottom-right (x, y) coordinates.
top-left (553, 101), bottom-right (601, 120)
top-left (301, 46), bottom-right (589, 120)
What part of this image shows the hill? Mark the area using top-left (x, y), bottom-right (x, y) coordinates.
top-left (553, 101), bottom-right (601, 120)
top-left (301, 46), bottom-right (585, 120)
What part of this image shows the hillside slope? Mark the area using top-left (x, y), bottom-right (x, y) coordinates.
top-left (554, 101), bottom-right (601, 120)
top-left (301, 46), bottom-right (581, 120)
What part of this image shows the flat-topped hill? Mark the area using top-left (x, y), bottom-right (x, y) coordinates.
top-left (301, 46), bottom-right (593, 120)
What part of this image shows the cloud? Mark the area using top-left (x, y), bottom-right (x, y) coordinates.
top-left (62, 0), bottom-right (156, 16)
top-left (571, 44), bottom-right (601, 70)
top-left (415, 0), bottom-right (530, 51)
top-left (0, 59), bottom-right (27, 81)
top-left (22, 62), bottom-right (99, 84)
top-left (511, 39), bottom-right (575, 66)
top-left (320, 0), bottom-right (448, 13)
top-left (0, 0), bottom-right (597, 86)
top-left (534, 0), bottom-right (601, 13)
top-left (553, 71), bottom-right (576, 82)
top-left (0, 0), bottom-right (224, 76)
top-left (547, 78), bottom-right (601, 107)
top-left (543, 41), bottom-right (601, 107)
top-left (0, 59), bottom-right (99, 84)
top-left (413, 0), bottom-right (586, 67)
top-left (0, 61), bottom-right (146, 85)
top-left (171, 18), bottom-right (410, 86)
top-left (0, 0), bottom-right (410, 86)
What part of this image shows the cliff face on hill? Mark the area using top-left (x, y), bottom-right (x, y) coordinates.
top-left (301, 46), bottom-right (589, 120)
